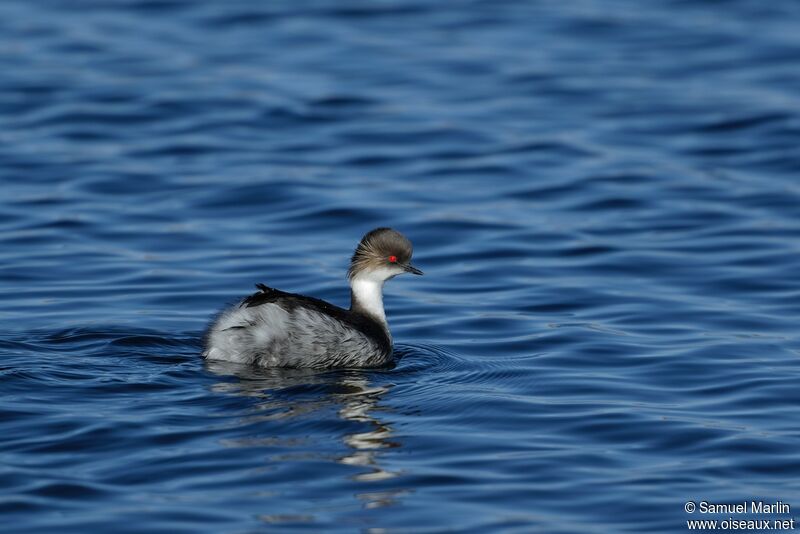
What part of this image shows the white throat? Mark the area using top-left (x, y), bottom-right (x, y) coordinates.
top-left (350, 267), bottom-right (398, 326)
top-left (351, 277), bottom-right (386, 324)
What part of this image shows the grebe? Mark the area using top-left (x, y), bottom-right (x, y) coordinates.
top-left (203, 228), bottom-right (422, 368)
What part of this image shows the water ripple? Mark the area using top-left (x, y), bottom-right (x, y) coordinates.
top-left (2, 0), bottom-right (800, 532)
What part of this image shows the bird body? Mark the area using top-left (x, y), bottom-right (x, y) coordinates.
top-left (203, 228), bottom-right (421, 369)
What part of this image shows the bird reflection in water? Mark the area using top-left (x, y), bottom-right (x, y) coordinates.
top-left (204, 360), bottom-right (407, 512)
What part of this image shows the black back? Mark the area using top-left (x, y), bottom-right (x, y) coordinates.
top-left (242, 283), bottom-right (392, 356)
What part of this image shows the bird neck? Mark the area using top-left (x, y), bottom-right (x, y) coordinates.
top-left (350, 275), bottom-right (387, 328)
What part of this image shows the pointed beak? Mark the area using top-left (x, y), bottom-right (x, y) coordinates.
top-left (403, 263), bottom-right (423, 275)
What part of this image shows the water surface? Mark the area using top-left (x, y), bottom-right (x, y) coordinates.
top-left (2, 0), bottom-right (800, 532)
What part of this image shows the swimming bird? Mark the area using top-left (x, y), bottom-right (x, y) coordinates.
top-left (203, 228), bottom-right (422, 368)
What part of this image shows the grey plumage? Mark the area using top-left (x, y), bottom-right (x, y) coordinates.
top-left (348, 227), bottom-right (413, 280)
top-left (203, 228), bottom-right (422, 369)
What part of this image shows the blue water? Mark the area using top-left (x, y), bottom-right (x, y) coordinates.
top-left (3, 0), bottom-right (800, 532)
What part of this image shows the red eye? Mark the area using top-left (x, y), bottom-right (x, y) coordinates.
top-left (388, 255), bottom-right (397, 263)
